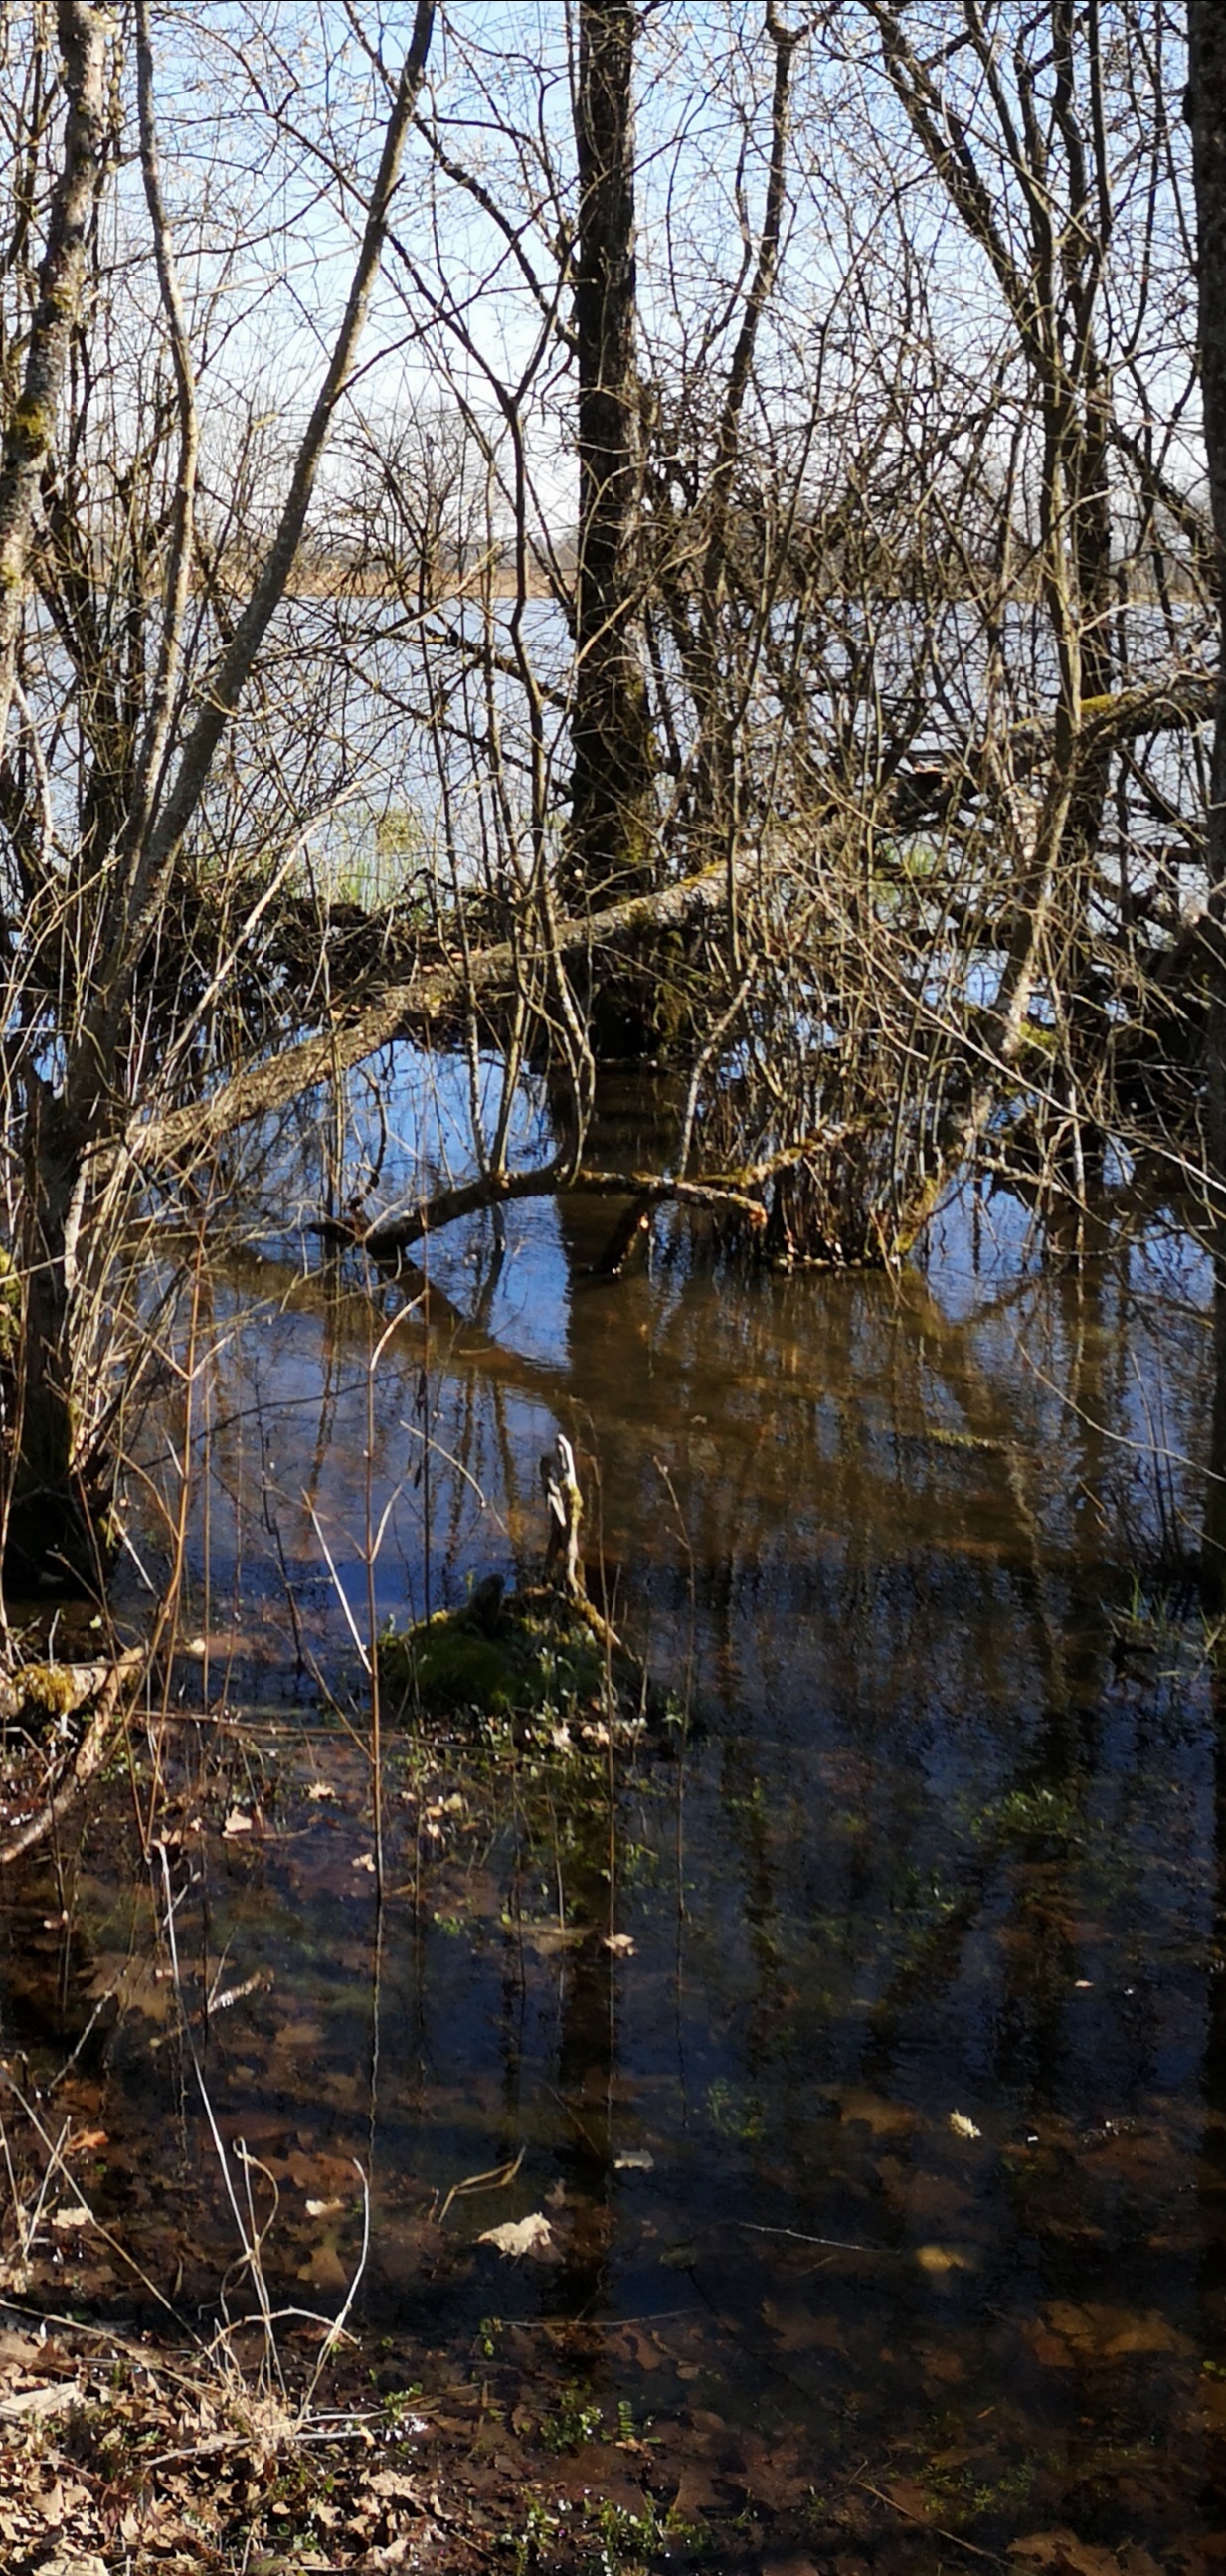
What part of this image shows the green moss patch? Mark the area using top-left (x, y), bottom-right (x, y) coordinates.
top-left (379, 1581), bottom-right (610, 1720)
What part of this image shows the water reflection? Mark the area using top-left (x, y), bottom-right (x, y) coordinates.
top-left (1, 1061), bottom-right (1224, 2555)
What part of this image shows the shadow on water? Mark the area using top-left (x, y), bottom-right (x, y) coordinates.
top-left (3, 1060), bottom-right (1226, 2558)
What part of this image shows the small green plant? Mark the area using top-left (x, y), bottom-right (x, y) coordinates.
top-left (514, 2495), bottom-right (562, 2573)
top-left (585, 2496), bottom-right (711, 2571)
top-left (380, 2383), bottom-right (425, 2424)
top-left (541, 2381), bottom-right (605, 2451)
top-left (705, 2077), bottom-right (765, 2140)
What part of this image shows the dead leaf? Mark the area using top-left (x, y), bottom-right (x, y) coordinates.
top-left (477, 2212), bottom-right (558, 2261)
top-left (0, 2382), bottom-right (83, 2420)
top-left (603, 1933), bottom-right (635, 1954)
top-left (365, 2469), bottom-right (424, 2503)
top-left (669, 2462), bottom-right (734, 2517)
top-left (1044, 2300), bottom-right (1193, 2358)
top-left (50, 2204), bottom-right (90, 2231)
top-left (884, 2477), bottom-right (938, 2521)
top-left (915, 2243), bottom-right (975, 2275)
top-left (222, 1809), bottom-right (253, 1838)
top-left (298, 2242), bottom-right (349, 2290)
top-left (305, 2196), bottom-right (346, 2218)
top-left (949, 2111), bottom-right (981, 2139)
top-left (1010, 2531), bottom-right (1129, 2576)
top-left (519, 1922), bottom-right (586, 1956)
top-left (762, 2298), bottom-right (847, 2356)
top-left (840, 2088), bottom-right (917, 2136)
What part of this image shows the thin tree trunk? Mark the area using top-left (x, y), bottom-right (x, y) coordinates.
top-left (569, 0), bottom-right (655, 903)
top-left (1186, 4), bottom-right (1226, 1597)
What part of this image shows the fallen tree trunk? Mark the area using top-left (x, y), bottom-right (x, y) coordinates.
top-left (131, 668), bottom-right (1217, 1181)
top-left (135, 859), bottom-right (752, 1173)
top-left (313, 1158), bottom-right (769, 1262)
top-left (884, 671), bottom-right (1216, 829)
top-left (0, 1648), bottom-right (144, 1866)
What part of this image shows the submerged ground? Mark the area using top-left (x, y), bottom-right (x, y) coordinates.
top-left (0, 1067), bottom-right (1224, 2573)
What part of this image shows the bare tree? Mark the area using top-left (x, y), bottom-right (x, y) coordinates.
top-left (0, 0), bottom-right (1215, 1623)
top-left (0, 0), bottom-right (437, 1594)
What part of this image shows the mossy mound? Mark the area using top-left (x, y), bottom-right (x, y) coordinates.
top-left (378, 1579), bottom-right (612, 1721)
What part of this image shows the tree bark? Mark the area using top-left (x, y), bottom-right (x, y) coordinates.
top-left (0, 6), bottom-right (110, 761)
top-left (1186, 3), bottom-right (1226, 1596)
top-left (568, 0), bottom-right (655, 902)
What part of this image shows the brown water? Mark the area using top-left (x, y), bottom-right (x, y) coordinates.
top-left (3, 1065), bottom-right (1226, 2563)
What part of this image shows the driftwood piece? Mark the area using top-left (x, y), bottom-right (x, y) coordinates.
top-left (536, 1434), bottom-right (628, 1661)
top-left (0, 1649), bottom-right (144, 1866)
top-left (540, 1433), bottom-right (584, 1599)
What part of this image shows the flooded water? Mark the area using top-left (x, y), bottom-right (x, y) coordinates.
top-left (3, 1059), bottom-right (1226, 2564)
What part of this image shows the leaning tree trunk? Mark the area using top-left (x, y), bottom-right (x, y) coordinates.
top-left (1186, 3), bottom-right (1226, 1598)
top-left (568, 0), bottom-right (655, 907)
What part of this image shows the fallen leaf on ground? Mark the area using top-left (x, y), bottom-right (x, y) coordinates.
top-left (915, 2243), bottom-right (975, 2274)
top-left (949, 2111), bottom-right (981, 2139)
top-left (519, 1922), bottom-right (586, 1955)
top-left (1044, 2300), bottom-right (1194, 2358)
top-left (1010, 2531), bottom-right (1134, 2576)
top-left (477, 2212), bottom-right (558, 2260)
top-left (222, 1809), bottom-right (253, 1837)
top-left (0, 2383), bottom-right (84, 2420)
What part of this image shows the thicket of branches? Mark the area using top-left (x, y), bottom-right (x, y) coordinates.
top-left (0, 0), bottom-right (1221, 1608)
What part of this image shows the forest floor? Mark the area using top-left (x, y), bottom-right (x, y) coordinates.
top-left (0, 2298), bottom-right (863, 2575)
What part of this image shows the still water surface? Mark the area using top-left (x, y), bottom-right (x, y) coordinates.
top-left (3, 1065), bottom-right (1225, 2558)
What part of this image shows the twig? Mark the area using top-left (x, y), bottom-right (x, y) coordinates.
top-left (738, 2219), bottom-right (883, 2254)
top-left (852, 2473), bottom-right (1009, 2566)
top-left (436, 2146), bottom-right (525, 2228)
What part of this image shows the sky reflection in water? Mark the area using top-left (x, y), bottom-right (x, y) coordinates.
top-left (2, 1059), bottom-right (1224, 2557)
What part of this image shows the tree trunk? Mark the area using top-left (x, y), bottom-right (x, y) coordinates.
top-left (568, 0), bottom-right (655, 906)
top-left (4, 1089), bottom-right (98, 1595)
top-left (1186, 4), bottom-right (1226, 1599)
top-left (0, 6), bottom-right (110, 755)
